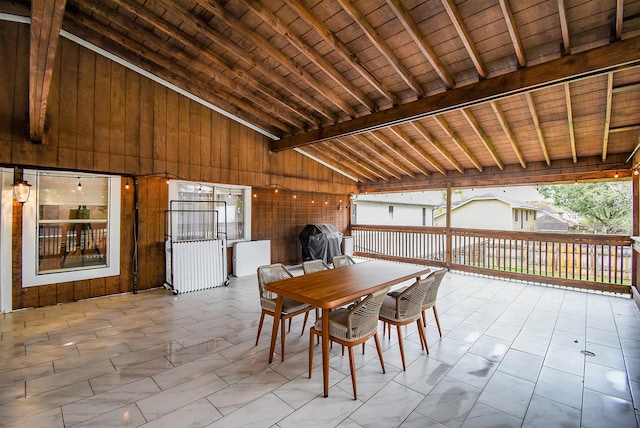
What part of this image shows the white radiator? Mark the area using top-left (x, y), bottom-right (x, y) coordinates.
top-left (166, 239), bottom-right (227, 293)
top-left (232, 240), bottom-right (270, 276)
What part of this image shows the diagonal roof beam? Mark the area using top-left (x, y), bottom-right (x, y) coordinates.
top-left (385, 0), bottom-right (454, 89)
top-left (271, 36), bottom-right (640, 150)
top-left (441, 0), bottom-right (487, 79)
top-left (367, 131), bottom-right (431, 177)
top-left (29, 0), bottom-right (67, 142)
top-left (615, 0), bottom-right (624, 40)
top-left (410, 120), bottom-right (464, 173)
top-left (284, 0), bottom-right (397, 105)
top-left (334, 139), bottom-right (393, 181)
top-left (490, 101), bottom-right (526, 168)
top-left (242, 0), bottom-right (376, 113)
top-left (557, 0), bottom-right (571, 54)
top-left (388, 125), bottom-right (448, 175)
top-left (525, 92), bottom-right (551, 166)
top-left (461, 108), bottom-right (504, 170)
top-left (336, 0), bottom-right (425, 98)
top-left (434, 116), bottom-right (483, 172)
top-left (603, 72), bottom-right (614, 161)
top-left (564, 83), bottom-right (577, 163)
top-left (348, 134), bottom-right (409, 180)
top-left (498, 0), bottom-right (526, 67)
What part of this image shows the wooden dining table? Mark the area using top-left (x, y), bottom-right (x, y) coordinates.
top-left (264, 259), bottom-right (431, 397)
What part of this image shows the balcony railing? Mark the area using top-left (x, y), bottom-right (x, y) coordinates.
top-left (351, 225), bottom-right (632, 294)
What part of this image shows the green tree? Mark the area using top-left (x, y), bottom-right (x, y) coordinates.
top-left (538, 181), bottom-right (631, 234)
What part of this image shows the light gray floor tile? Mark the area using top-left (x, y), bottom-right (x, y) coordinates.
top-left (522, 395), bottom-right (581, 428)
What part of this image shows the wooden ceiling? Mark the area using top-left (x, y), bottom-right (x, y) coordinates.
top-left (6, 0), bottom-right (640, 192)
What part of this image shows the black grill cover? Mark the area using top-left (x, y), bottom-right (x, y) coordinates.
top-left (299, 224), bottom-right (343, 264)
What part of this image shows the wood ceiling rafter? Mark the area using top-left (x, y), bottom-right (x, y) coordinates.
top-left (498, 0), bottom-right (526, 68)
top-left (240, 0), bottom-right (375, 113)
top-left (490, 101), bottom-right (526, 169)
top-left (367, 130), bottom-right (431, 177)
top-left (616, 0), bottom-right (624, 40)
top-left (603, 72), bottom-right (614, 161)
top-left (557, 0), bottom-right (571, 54)
top-left (333, 138), bottom-right (392, 181)
top-left (204, 0), bottom-right (356, 118)
top-left (336, 0), bottom-right (425, 98)
top-left (300, 144), bottom-right (366, 182)
top-left (320, 142), bottom-right (381, 182)
top-left (410, 120), bottom-right (464, 174)
top-left (29, 0), bottom-right (67, 142)
top-left (71, 2), bottom-right (296, 132)
top-left (348, 134), bottom-right (410, 180)
top-left (461, 108), bottom-right (504, 170)
top-left (385, 0), bottom-right (454, 89)
top-left (434, 115), bottom-right (483, 172)
top-left (525, 92), bottom-right (551, 167)
top-left (283, 0), bottom-right (397, 105)
top-left (564, 83), bottom-right (577, 163)
top-left (388, 125), bottom-right (447, 176)
top-left (440, 0), bottom-right (487, 79)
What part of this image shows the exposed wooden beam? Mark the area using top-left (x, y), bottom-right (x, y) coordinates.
top-left (367, 131), bottom-right (431, 177)
top-left (611, 124), bottom-right (640, 133)
top-left (564, 83), bottom-right (577, 163)
top-left (284, 0), bottom-right (397, 105)
top-left (349, 134), bottom-right (410, 180)
top-left (461, 108), bottom-right (504, 170)
top-left (603, 72), bottom-right (614, 161)
top-left (388, 125), bottom-right (447, 176)
top-left (410, 120), bottom-right (465, 174)
top-left (525, 92), bottom-right (551, 166)
top-left (271, 36), bottom-right (640, 151)
top-left (616, 0), bottom-right (624, 40)
top-left (613, 82), bottom-right (640, 93)
top-left (434, 116), bottom-right (483, 172)
top-left (29, 0), bottom-right (67, 142)
top-left (557, 0), bottom-right (571, 54)
top-left (322, 143), bottom-right (382, 181)
top-left (385, 0), bottom-right (454, 89)
top-left (336, 0), bottom-right (425, 98)
top-left (498, 0), bottom-right (526, 67)
top-left (490, 101), bottom-right (526, 169)
top-left (242, 0), bottom-right (375, 113)
top-left (304, 144), bottom-right (370, 182)
top-left (334, 139), bottom-right (392, 181)
top-left (441, 0), bottom-right (487, 79)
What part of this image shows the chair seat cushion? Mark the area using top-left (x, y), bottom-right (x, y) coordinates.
top-left (314, 308), bottom-right (365, 342)
top-left (378, 295), bottom-right (409, 321)
top-left (261, 296), bottom-right (310, 314)
top-left (387, 286), bottom-right (408, 298)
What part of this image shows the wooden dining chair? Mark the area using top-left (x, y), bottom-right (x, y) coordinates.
top-left (378, 276), bottom-right (434, 370)
top-left (302, 259), bottom-right (330, 320)
top-left (256, 263), bottom-right (312, 361)
top-left (309, 286), bottom-right (390, 400)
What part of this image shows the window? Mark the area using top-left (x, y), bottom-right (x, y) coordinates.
top-left (422, 207), bottom-right (427, 226)
top-left (169, 181), bottom-right (251, 243)
top-left (22, 170), bottom-right (121, 286)
top-left (514, 210), bottom-right (519, 222)
top-left (388, 205), bottom-right (394, 220)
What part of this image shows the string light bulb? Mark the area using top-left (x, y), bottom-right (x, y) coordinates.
top-left (614, 171), bottom-right (619, 179)
top-left (635, 169), bottom-right (639, 176)
top-left (125, 178), bottom-right (130, 190)
top-left (77, 177), bottom-right (82, 191)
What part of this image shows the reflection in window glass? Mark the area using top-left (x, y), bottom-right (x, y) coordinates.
top-left (37, 173), bottom-right (109, 273)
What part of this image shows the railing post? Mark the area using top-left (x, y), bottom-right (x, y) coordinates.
top-left (445, 183), bottom-right (452, 268)
top-left (632, 170), bottom-right (639, 291)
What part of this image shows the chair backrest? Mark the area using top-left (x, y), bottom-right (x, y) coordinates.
top-left (346, 286), bottom-right (390, 339)
top-left (423, 268), bottom-right (447, 308)
top-left (393, 276), bottom-right (435, 319)
top-left (333, 255), bottom-right (355, 267)
top-left (257, 263), bottom-right (293, 300)
top-left (302, 259), bottom-right (330, 274)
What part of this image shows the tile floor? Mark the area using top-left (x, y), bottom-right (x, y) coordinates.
top-left (1, 264), bottom-right (639, 427)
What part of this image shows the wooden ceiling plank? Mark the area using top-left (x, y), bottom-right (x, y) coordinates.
top-left (388, 125), bottom-right (447, 175)
top-left (284, 0), bottom-right (397, 105)
top-left (367, 131), bottom-right (430, 177)
top-left (410, 121), bottom-right (464, 173)
top-left (434, 115), bottom-right (484, 172)
top-left (603, 72), bottom-right (614, 161)
top-left (441, 0), bottom-right (487, 79)
top-left (385, 0), bottom-right (454, 89)
top-left (336, 0), bottom-right (425, 98)
top-left (525, 92), bottom-right (551, 166)
top-left (564, 83), bottom-right (577, 163)
top-left (271, 36), bottom-right (640, 150)
top-left (498, 0), bottom-right (526, 67)
top-left (351, 134), bottom-right (415, 179)
top-left (334, 138), bottom-right (394, 180)
top-left (204, 0), bottom-right (357, 118)
top-left (490, 101), bottom-right (526, 169)
top-left (29, 0), bottom-right (67, 142)
top-left (242, 0), bottom-right (376, 112)
top-left (461, 108), bottom-right (504, 170)
top-left (557, 0), bottom-right (571, 54)
top-left (155, 0), bottom-right (338, 124)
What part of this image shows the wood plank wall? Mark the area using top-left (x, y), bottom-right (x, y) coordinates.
top-left (0, 21), bottom-right (357, 309)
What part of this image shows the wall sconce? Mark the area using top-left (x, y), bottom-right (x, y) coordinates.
top-left (13, 169), bottom-right (31, 204)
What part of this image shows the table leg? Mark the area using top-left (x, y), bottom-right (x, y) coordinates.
top-left (268, 296), bottom-right (283, 364)
top-left (322, 308), bottom-right (330, 397)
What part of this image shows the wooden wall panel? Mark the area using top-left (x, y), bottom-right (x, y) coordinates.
top-left (2, 26), bottom-right (357, 309)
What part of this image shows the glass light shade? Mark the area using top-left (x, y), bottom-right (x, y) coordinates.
top-left (13, 181), bottom-right (31, 204)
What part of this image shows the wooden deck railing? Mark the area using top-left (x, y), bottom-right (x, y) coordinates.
top-left (351, 225), bottom-right (632, 294)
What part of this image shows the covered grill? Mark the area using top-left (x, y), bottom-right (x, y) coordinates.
top-left (299, 224), bottom-right (343, 264)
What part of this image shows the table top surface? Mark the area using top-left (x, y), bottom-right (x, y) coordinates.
top-left (264, 260), bottom-right (431, 309)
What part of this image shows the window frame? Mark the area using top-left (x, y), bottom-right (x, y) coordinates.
top-left (22, 170), bottom-right (121, 287)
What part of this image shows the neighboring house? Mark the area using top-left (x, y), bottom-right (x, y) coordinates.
top-left (433, 194), bottom-right (539, 231)
top-left (352, 193), bottom-right (441, 226)
top-left (535, 209), bottom-right (581, 232)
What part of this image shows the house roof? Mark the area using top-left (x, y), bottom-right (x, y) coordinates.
top-left (433, 194), bottom-right (538, 220)
top-left (5, 0), bottom-right (640, 192)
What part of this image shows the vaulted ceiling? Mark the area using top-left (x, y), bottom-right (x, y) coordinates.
top-left (5, 0), bottom-right (640, 192)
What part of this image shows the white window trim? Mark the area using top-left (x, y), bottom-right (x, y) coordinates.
top-left (168, 180), bottom-right (251, 245)
top-left (22, 170), bottom-right (121, 287)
